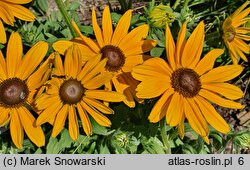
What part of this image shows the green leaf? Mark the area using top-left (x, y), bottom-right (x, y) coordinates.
top-left (46, 129), bottom-right (73, 154)
top-left (36, 0), bottom-right (48, 13)
top-left (111, 13), bottom-right (122, 25)
top-left (141, 137), bottom-right (165, 154)
top-left (99, 144), bottom-right (111, 154)
top-left (68, 2), bottom-right (80, 11)
top-left (210, 133), bottom-right (223, 151)
top-left (150, 47), bottom-right (165, 57)
top-left (91, 117), bottom-right (115, 136)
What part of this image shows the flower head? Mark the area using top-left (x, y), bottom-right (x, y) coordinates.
top-left (53, 6), bottom-right (157, 108)
top-left (132, 21), bottom-right (245, 142)
top-left (222, 1), bottom-right (250, 64)
top-left (149, 3), bottom-right (176, 28)
top-left (0, 0), bottom-right (35, 44)
top-left (36, 44), bottom-right (125, 141)
top-left (0, 32), bottom-right (50, 149)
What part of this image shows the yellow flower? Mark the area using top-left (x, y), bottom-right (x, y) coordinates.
top-left (53, 6), bottom-right (157, 108)
top-left (0, 0), bottom-right (35, 44)
top-left (36, 44), bottom-right (125, 141)
top-left (0, 32), bottom-right (50, 149)
top-left (222, 1), bottom-right (250, 64)
top-left (132, 21), bottom-right (245, 143)
top-left (149, 3), bottom-right (176, 28)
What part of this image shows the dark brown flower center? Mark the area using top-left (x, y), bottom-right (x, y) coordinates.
top-left (100, 45), bottom-right (125, 72)
top-left (59, 79), bottom-right (85, 104)
top-left (0, 78), bottom-right (29, 107)
top-left (171, 68), bottom-right (201, 98)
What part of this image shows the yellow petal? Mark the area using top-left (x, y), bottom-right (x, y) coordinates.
top-left (231, 1), bottom-right (249, 18)
top-left (26, 51), bottom-right (54, 90)
top-left (6, 32), bottom-right (22, 78)
top-left (81, 101), bottom-right (111, 127)
top-left (165, 23), bottom-right (176, 70)
top-left (19, 107), bottom-right (45, 147)
top-left (199, 89), bottom-right (244, 109)
top-left (83, 97), bottom-right (114, 114)
top-left (36, 95), bottom-right (61, 110)
top-left (0, 20), bottom-right (6, 43)
top-left (136, 78), bottom-right (170, 98)
top-left (64, 44), bottom-right (81, 78)
top-left (202, 83), bottom-right (244, 100)
top-left (166, 93), bottom-right (183, 126)
top-left (68, 105), bottom-right (79, 141)
top-left (77, 103), bottom-right (92, 136)
top-left (10, 109), bottom-right (23, 149)
top-left (102, 6), bottom-right (113, 45)
top-left (178, 115), bottom-right (185, 139)
top-left (119, 24), bottom-right (149, 51)
top-left (92, 7), bottom-right (104, 47)
top-left (200, 65), bottom-right (244, 83)
top-left (203, 136), bottom-right (210, 144)
top-left (120, 72), bottom-right (143, 104)
top-left (53, 52), bottom-right (64, 75)
top-left (0, 107), bottom-right (10, 126)
top-left (194, 96), bottom-right (230, 134)
top-left (0, 3), bottom-right (14, 25)
top-left (81, 57), bottom-right (107, 84)
top-left (112, 75), bottom-right (135, 108)
top-left (183, 98), bottom-right (208, 137)
top-left (124, 40), bottom-right (157, 56)
top-left (52, 105), bottom-right (69, 138)
top-left (148, 88), bottom-right (174, 122)
top-left (77, 54), bottom-right (101, 81)
top-left (111, 9), bottom-right (132, 45)
top-left (176, 22), bottom-right (187, 66)
top-left (0, 50), bottom-right (7, 80)
top-left (85, 89), bottom-right (125, 102)
top-left (2, 0), bottom-right (33, 4)
top-left (84, 72), bottom-right (113, 89)
top-left (195, 49), bottom-right (224, 75)
top-left (122, 55), bottom-right (143, 72)
top-left (16, 41), bottom-right (48, 80)
top-left (4, 3), bottom-right (35, 21)
top-left (232, 38), bottom-right (250, 54)
top-left (232, 7), bottom-right (250, 23)
top-left (132, 57), bottom-right (172, 81)
top-left (182, 21), bottom-right (205, 68)
top-left (52, 40), bottom-right (73, 55)
top-left (72, 21), bottom-right (100, 53)
top-left (36, 99), bottom-right (63, 126)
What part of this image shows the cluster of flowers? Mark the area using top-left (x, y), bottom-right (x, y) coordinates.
top-left (0, 0), bottom-right (249, 149)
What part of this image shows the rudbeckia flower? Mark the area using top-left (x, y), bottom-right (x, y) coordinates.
top-left (0, 32), bottom-right (50, 149)
top-left (222, 1), bottom-right (250, 64)
top-left (0, 0), bottom-right (35, 44)
top-left (132, 21), bottom-right (245, 143)
top-left (36, 44), bottom-right (125, 141)
top-left (53, 6), bottom-right (157, 108)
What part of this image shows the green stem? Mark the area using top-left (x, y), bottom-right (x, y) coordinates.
top-left (183, 0), bottom-right (190, 9)
top-left (55, 0), bottom-right (77, 38)
top-left (172, 0), bottom-right (181, 10)
top-left (160, 119), bottom-right (171, 154)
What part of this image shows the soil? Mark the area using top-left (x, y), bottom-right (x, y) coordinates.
top-left (47, 0), bottom-right (148, 25)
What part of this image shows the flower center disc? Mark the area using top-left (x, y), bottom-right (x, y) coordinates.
top-left (59, 79), bottom-right (85, 104)
top-left (100, 45), bottom-right (125, 72)
top-left (171, 68), bottom-right (201, 98)
top-left (0, 78), bottom-right (29, 107)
